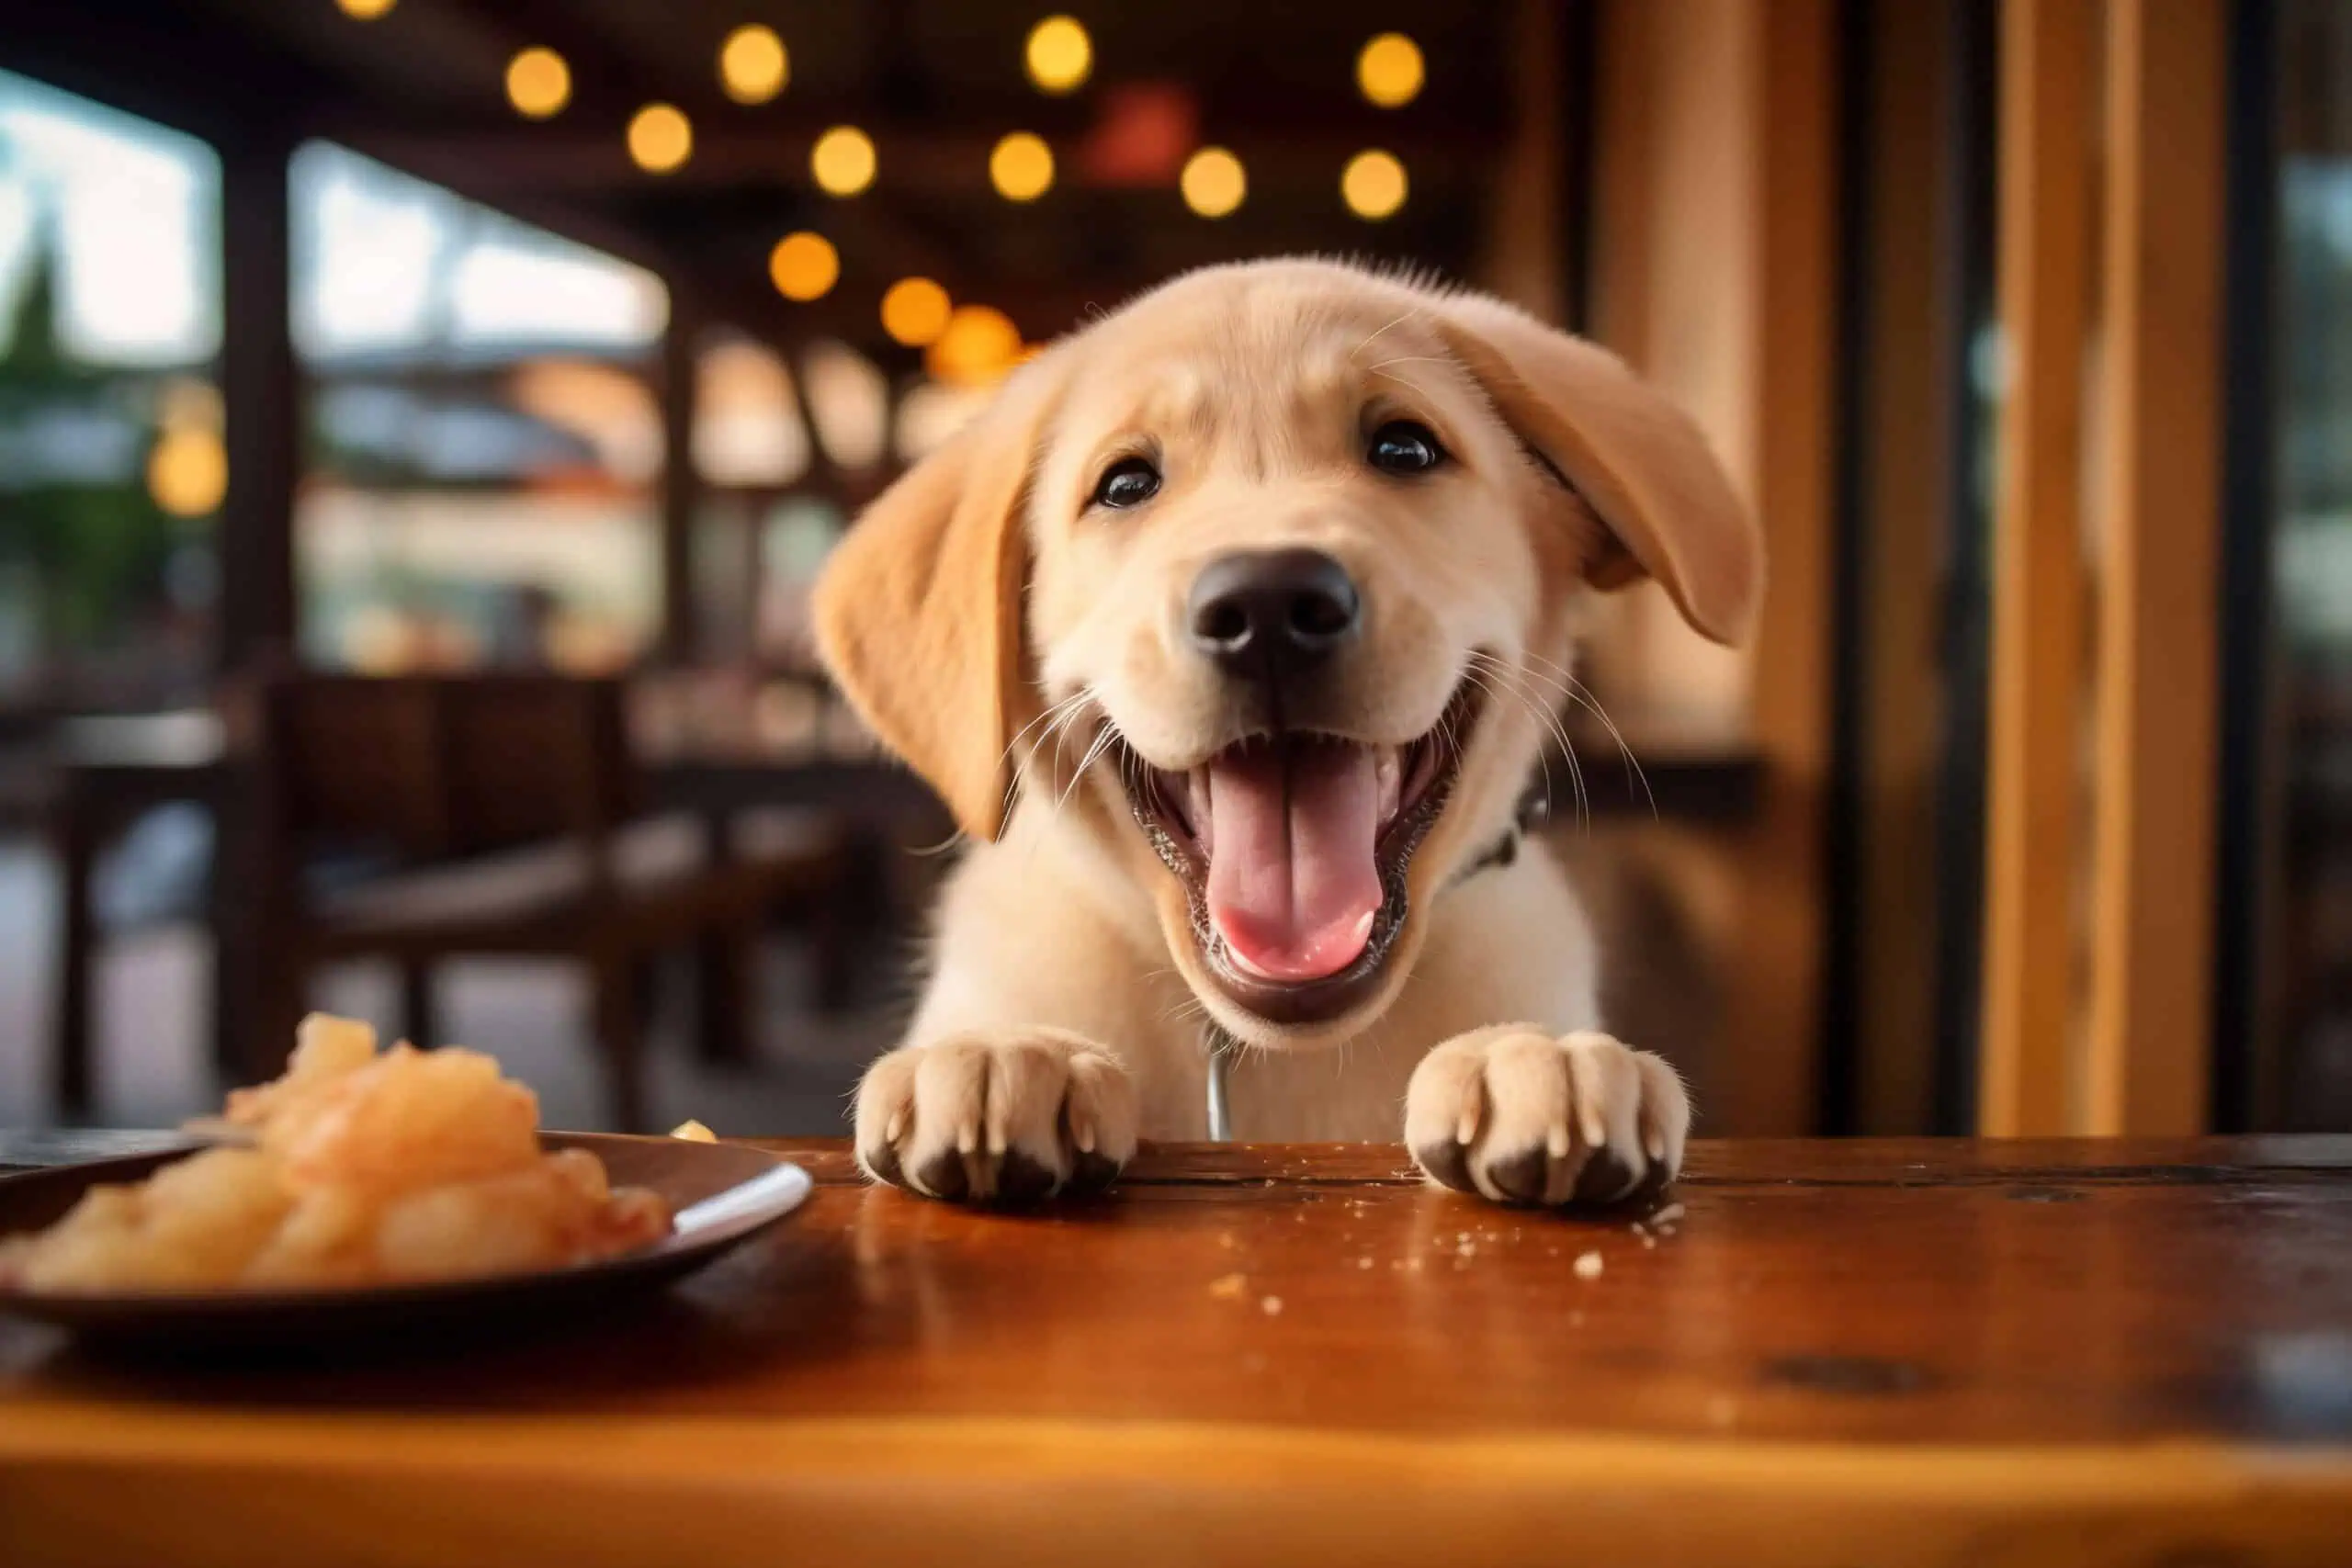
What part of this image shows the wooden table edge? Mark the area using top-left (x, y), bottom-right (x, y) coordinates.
top-left (2, 1408), bottom-right (2347, 1566)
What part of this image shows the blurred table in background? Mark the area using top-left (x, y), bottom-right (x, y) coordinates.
top-left (22, 687), bottom-right (947, 1122)
top-left (20, 685), bottom-right (1759, 1122)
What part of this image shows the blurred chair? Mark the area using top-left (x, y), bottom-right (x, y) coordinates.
top-left (242, 673), bottom-right (844, 1130)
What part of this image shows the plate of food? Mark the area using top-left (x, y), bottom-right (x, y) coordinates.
top-left (0, 1014), bottom-right (812, 1350)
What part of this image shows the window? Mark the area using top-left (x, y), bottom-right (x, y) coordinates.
top-left (0, 69), bottom-right (221, 713)
top-left (288, 142), bottom-right (668, 674)
top-left (2260, 0), bottom-right (2352, 1128)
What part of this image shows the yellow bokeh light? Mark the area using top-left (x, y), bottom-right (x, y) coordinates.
top-left (148, 429), bottom-right (227, 518)
top-left (926, 304), bottom-right (1023, 385)
top-left (1340, 149), bottom-right (1408, 220)
top-left (989, 132), bottom-right (1055, 202)
top-left (1356, 33), bottom-right (1424, 108)
top-left (504, 48), bottom-right (571, 119)
top-left (811, 126), bottom-right (877, 197)
top-left (1181, 146), bottom-right (1247, 218)
top-left (1024, 16), bottom-right (1093, 95)
top-left (880, 277), bottom-right (954, 347)
top-left (628, 104), bottom-right (693, 174)
top-left (335, 0), bottom-right (396, 19)
top-left (769, 231), bottom-right (840, 301)
top-left (719, 25), bottom-right (788, 104)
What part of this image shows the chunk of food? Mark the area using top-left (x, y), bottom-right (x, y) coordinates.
top-left (266, 1044), bottom-right (541, 1199)
top-left (220, 1012), bottom-right (379, 1129)
top-left (0, 1015), bottom-right (671, 1295)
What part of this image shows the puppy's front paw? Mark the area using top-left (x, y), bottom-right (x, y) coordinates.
top-left (854, 1030), bottom-right (1138, 1203)
top-left (1405, 1027), bottom-right (1689, 1206)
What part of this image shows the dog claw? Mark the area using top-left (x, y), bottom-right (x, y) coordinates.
top-left (1404, 1030), bottom-right (1689, 1209)
top-left (853, 1033), bottom-right (1137, 1204)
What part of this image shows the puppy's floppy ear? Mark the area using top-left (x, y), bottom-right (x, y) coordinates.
top-left (1435, 295), bottom-right (1763, 646)
top-left (813, 357), bottom-right (1063, 841)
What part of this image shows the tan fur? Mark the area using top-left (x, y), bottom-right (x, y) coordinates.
top-left (812, 359), bottom-right (1067, 840)
top-left (815, 259), bottom-right (1759, 1205)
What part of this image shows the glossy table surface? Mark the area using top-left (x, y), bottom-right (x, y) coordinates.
top-left (2, 1136), bottom-right (2349, 1567)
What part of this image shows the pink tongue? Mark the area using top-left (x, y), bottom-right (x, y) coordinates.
top-left (1205, 742), bottom-right (1384, 983)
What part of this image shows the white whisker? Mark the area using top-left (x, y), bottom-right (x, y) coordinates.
top-left (1461, 667), bottom-right (1557, 831)
top-left (1511, 648), bottom-right (1657, 820)
top-left (1470, 651), bottom-right (1589, 831)
top-left (1350, 306), bottom-right (1425, 362)
top-left (1050, 721), bottom-right (1122, 822)
top-left (1000, 686), bottom-right (1096, 826)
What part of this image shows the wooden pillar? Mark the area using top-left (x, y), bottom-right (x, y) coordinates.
top-left (658, 297), bottom-right (702, 666)
top-left (216, 129), bottom-right (298, 672)
top-left (1731, 0), bottom-right (1840, 1135)
top-left (1979, 0), bottom-right (2092, 1136)
top-left (2086, 0), bottom-right (2225, 1134)
top-left (1476, 0), bottom-right (1570, 325)
top-left (1852, 0), bottom-right (1961, 1134)
top-left (1586, 0), bottom-right (1839, 1134)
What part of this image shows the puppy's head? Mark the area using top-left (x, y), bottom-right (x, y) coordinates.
top-left (817, 259), bottom-right (1758, 1047)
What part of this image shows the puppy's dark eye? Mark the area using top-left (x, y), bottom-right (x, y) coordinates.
top-left (1091, 456), bottom-right (1162, 510)
top-left (1367, 419), bottom-right (1447, 475)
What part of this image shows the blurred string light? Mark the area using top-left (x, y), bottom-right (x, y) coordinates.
top-left (504, 49), bottom-right (571, 119)
top-left (334, 0), bottom-right (396, 19)
top-left (989, 132), bottom-right (1055, 201)
top-left (926, 304), bottom-right (1023, 385)
top-left (148, 417), bottom-right (227, 517)
top-left (881, 277), bottom-right (953, 346)
top-left (695, 340), bottom-right (810, 487)
top-left (719, 25), bottom-right (789, 104)
top-left (803, 342), bottom-right (890, 468)
top-left (628, 105), bottom-right (693, 173)
top-left (1181, 146), bottom-right (1246, 218)
top-left (770, 231), bottom-right (840, 301)
top-left (510, 361), bottom-right (663, 483)
top-left (811, 126), bottom-right (877, 197)
top-left (1355, 33), bottom-right (1424, 108)
top-left (1024, 16), bottom-right (1092, 95)
top-left (1341, 149), bottom-right (1407, 219)
top-left (149, 379), bottom-right (227, 520)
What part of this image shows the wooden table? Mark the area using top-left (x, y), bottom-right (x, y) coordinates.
top-left (28, 715), bottom-right (252, 1115)
top-left (3, 1137), bottom-right (2349, 1566)
top-left (25, 712), bottom-right (947, 1120)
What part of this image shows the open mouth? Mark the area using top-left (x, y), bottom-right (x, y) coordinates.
top-left (1115, 678), bottom-right (1482, 1026)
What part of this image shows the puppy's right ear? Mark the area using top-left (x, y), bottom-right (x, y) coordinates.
top-left (1436, 295), bottom-right (1762, 647)
top-left (814, 357), bottom-right (1064, 842)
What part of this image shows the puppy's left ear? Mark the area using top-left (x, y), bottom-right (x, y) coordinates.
top-left (813, 356), bottom-right (1064, 842)
top-left (1437, 295), bottom-right (1763, 646)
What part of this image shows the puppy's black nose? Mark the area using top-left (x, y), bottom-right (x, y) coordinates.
top-left (1186, 548), bottom-right (1363, 677)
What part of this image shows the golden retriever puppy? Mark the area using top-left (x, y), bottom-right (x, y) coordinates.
top-left (816, 258), bottom-right (1759, 1206)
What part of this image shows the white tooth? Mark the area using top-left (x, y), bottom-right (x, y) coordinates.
top-left (1376, 747), bottom-right (1402, 824)
top-left (1227, 944), bottom-right (1278, 980)
top-left (1193, 767), bottom-right (1215, 856)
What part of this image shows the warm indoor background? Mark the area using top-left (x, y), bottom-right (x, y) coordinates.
top-left (0, 0), bottom-right (2346, 1141)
